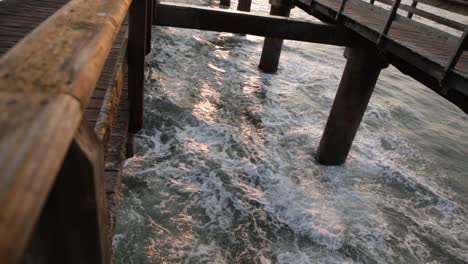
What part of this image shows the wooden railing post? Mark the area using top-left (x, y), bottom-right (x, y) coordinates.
top-left (316, 46), bottom-right (388, 165)
top-left (128, 0), bottom-right (148, 133)
top-left (335, 0), bottom-right (349, 20)
top-left (23, 121), bottom-right (110, 264)
top-left (237, 0), bottom-right (252, 12)
top-left (145, 0), bottom-right (154, 55)
top-left (258, 0), bottom-right (292, 73)
top-left (407, 0), bottom-right (417, 18)
top-left (220, 0), bottom-right (231, 7)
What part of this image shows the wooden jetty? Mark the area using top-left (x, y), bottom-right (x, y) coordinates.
top-left (0, 0), bottom-right (466, 262)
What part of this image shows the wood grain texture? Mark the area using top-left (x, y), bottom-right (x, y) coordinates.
top-left (22, 120), bottom-right (110, 264)
top-left (0, 0), bottom-right (131, 108)
top-left (0, 94), bottom-right (81, 264)
top-left (0, 0), bottom-right (69, 57)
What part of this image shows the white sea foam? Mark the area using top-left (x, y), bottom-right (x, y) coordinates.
top-left (113, 0), bottom-right (468, 263)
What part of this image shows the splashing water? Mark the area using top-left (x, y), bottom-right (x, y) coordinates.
top-left (113, 1), bottom-right (468, 263)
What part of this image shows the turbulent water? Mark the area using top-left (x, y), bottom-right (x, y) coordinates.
top-left (113, 1), bottom-right (468, 263)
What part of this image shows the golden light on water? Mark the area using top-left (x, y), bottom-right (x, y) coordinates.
top-left (192, 82), bottom-right (222, 123)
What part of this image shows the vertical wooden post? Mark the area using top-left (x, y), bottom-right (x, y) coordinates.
top-left (258, 0), bottom-right (292, 73)
top-left (145, 0), bottom-right (154, 55)
top-left (220, 0), bottom-right (231, 7)
top-left (316, 47), bottom-right (387, 165)
top-left (377, 0), bottom-right (401, 46)
top-left (237, 0), bottom-right (252, 12)
top-left (335, 0), bottom-right (348, 21)
top-left (128, 0), bottom-right (147, 133)
top-left (23, 121), bottom-right (110, 264)
top-left (407, 0), bottom-right (417, 18)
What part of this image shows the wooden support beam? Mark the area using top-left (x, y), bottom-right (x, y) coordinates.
top-left (316, 47), bottom-right (388, 165)
top-left (154, 3), bottom-right (352, 46)
top-left (23, 120), bottom-right (110, 264)
top-left (128, 0), bottom-right (147, 133)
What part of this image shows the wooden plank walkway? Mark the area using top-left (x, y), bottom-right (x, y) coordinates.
top-left (319, 0), bottom-right (467, 74)
top-left (0, 0), bottom-right (130, 242)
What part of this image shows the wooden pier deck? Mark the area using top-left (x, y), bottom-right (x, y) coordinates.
top-left (295, 0), bottom-right (468, 112)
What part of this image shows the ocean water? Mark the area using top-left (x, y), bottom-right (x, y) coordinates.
top-left (113, 1), bottom-right (468, 263)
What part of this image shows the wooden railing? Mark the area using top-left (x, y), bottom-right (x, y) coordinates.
top-left (349, 0), bottom-right (468, 79)
top-left (0, 0), bottom-right (151, 262)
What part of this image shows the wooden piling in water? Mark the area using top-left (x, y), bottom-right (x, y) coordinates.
top-left (258, 0), bottom-right (292, 73)
top-left (316, 46), bottom-right (388, 165)
top-left (220, 0), bottom-right (231, 7)
top-left (237, 0), bottom-right (252, 12)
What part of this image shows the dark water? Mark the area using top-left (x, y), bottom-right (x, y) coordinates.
top-left (113, 1), bottom-right (468, 263)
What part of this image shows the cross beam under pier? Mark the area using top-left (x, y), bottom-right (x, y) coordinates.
top-left (154, 2), bottom-right (353, 47)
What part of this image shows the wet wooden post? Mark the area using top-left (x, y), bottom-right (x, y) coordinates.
top-left (128, 0), bottom-right (147, 133)
top-left (220, 0), bottom-right (231, 7)
top-left (237, 0), bottom-right (252, 12)
top-left (145, 0), bottom-right (154, 55)
top-left (258, 0), bottom-right (292, 73)
top-left (23, 121), bottom-right (110, 264)
top-left (316, 46), bottom-right (388, 165)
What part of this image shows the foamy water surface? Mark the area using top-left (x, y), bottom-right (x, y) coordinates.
top-left (113, 1), bottom-right (468, 263)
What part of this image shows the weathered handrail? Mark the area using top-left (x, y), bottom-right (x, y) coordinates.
top-left (375, 0), bottom-right (465, 31)
top-left (0, 0), bottom-right (133, 262)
